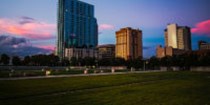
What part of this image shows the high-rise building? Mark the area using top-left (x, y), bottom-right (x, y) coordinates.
top-left (57, 0), bottom-right (98, 59)
top-left (115, 27), bottom-right (142, 60)
top-left (165, 24), bottom-right (191, 50)
top-left (157, 24), bottom-right (191, 58)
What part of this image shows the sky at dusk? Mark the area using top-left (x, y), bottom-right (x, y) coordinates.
top-left (0, 0), bottom-right (210, 58)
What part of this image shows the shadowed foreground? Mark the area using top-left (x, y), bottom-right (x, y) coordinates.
top-left (0, 71), bottom-right (210, 105)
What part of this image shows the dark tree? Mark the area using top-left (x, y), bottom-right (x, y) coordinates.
top-left (61, 58), bottom-right (70, 66)
top-left (126, 59), bottom-right (133, 69)
top-left (98, 58), bottom-right (111, 66)
top-left (1, 54), bottom-right (10, 65)
top-left (148, 56), bottom-right (160, 70)
top-left (112, 57), bottom-right (126, 66)
top-left (77, 57), bottom-right (85, 66)
top-left (160, 56), bottom-right (173, 67)
top-left (132, 58), bottom-right (143, 70)
top-left (48, 54), bottom-right (60, 66)
top-left (23, 56), bottom-right (31, 65)
top-left (12, 56), bottom-right (22, 66)
top-left (70, 57), bottom-right (78, 66)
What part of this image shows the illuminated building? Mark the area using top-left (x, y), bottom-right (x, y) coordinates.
top-left (115, 27), bottom-right (142, 60)
top-left (157, 24), bottom-right (191, 58)
top-left (165, 24), bottom-right (191, 50)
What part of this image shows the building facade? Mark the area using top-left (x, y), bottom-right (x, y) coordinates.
top-left (156, 45), bottom-right (187, 58)
top-left (165, 24), bottom-right (191, 50)
top-left (97, 44), bottom-right (115, 59)
top-left (198, 41), bottom-right (210, 50)
top-left (65, 48), bottom-right (98, 59)
top-left (57, 0), bottom-right (98, 59)
top-left (115, 27), bottom-right (142, 60)
top-left (156, 45), bottom-right (165, 58)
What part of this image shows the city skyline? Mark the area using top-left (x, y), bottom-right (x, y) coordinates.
top-left (0, 0), bottom-right (210, 58)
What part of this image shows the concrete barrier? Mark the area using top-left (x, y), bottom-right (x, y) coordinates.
top-left (191, 67), bottom-right (210, 72)
top-left (99, 66), bottom-right (127, 70)
top-left (0, 66), bottom-right (68, 71)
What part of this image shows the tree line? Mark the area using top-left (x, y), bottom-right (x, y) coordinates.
top-left (0, 51), bottom-right (210, 69)
top-left (147, 51), bottom-right (210, 70)
top-left (0, 54), bottom-right (60, 66)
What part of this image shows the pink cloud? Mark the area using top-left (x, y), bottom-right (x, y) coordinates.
top-left (191, 19), bottom-right (210, 37)
top-left (35, 45), bottom-right (56, 51)
top-left (99, 24), bottom-right (114, 31)
top-left (0, 17), bottom-right (56, 40)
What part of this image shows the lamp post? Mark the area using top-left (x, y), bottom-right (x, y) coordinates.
top-left (144, 60), bottom-right (148, 71)
top-left (95, 59), bottom-right (98, 69)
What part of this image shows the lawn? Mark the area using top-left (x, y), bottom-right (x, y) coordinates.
top-left (0, 71), bottom-right (210, 105)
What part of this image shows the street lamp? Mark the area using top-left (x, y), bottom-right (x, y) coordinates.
top-left (144, 60), bottom-right (148, 71)
top-left (95, 59), bottom-right (98, 69)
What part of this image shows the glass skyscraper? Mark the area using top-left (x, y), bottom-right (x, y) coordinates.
top-left (57, 0), bottom-right (98, 59)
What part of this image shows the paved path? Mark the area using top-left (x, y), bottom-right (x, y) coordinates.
top-left (0, 70), bottom-right (165, 81)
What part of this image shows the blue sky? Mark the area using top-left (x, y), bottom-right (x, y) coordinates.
top-left (0, 0), bottom-right (210, 58)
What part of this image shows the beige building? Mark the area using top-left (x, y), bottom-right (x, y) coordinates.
top-left (157, 24), bottom-right (191, 58)
top-left (156, 45), bottom-right (187, 58)
top-left (198, 41), bottom-right (210, 50)
top-left (165, 24), bottom-right (191, 50)
top-left (156, 45), bottom-right (166, 58)
top-left (97, 44), bottom-right (115, 59)
top-left (115, 27), bottom-right (142, 60)
top-left (65, 48), bottom-right (98, 60)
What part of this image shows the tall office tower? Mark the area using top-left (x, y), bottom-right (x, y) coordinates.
top-left (115, 27), bottom-right (142, 60)
top-left (157, 24), bottom-right (191, 58)
top-left (57, 0), bottom-right (98, 59)
top-left (165, 24), bottom-right (191, 50)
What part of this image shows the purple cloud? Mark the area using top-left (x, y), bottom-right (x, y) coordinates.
top-left (99, 24), bottom-right (115, 31)
top-left (19, 16), bottom-right (36, 25)
top-left (0, 35), bottom-right (52, 57)
top-left (0, 17), bottom-right (56, 40)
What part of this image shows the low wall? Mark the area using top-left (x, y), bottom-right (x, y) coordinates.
top-left (190, 67), bottom-right (210, 72)
top-left (160, 67), bottom-right (180, 71)
top-left (70, 66), bottom-right (86, 70)
top-left (99, 66), bottom-right (127, 70)
top-left (160, 66), bottom-right (210, 72)
top-left (0, 66), bottom-right (68, 71)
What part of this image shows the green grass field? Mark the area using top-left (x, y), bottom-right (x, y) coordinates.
top-left (0, 71), bottom-right (210, 105)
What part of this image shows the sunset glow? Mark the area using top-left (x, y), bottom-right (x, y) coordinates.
top-left (0, 17), bottom-right (56, 40)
